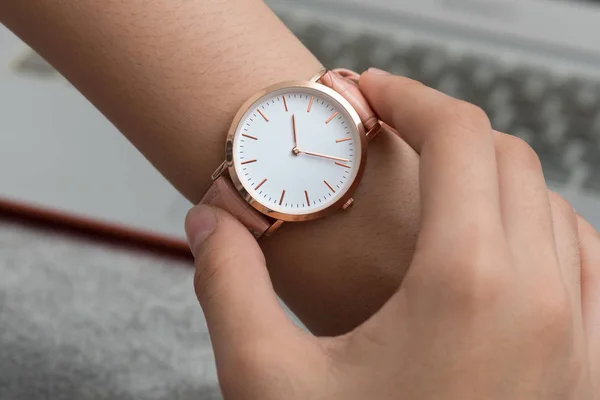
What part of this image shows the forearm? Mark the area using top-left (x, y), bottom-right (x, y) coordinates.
top-left (0, 0), bottom-right (421, 335)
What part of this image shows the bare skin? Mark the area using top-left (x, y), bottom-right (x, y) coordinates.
top-left (0, 0), bottom-right (420, 335)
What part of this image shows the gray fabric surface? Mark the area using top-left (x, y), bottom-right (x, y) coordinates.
top-left (0, 221), bottom-right (222, 400)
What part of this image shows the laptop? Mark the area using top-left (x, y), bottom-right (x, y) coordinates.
top-left (271, 0), bottom-right (600, 228)
top-left (0, 0), bottom-right (598, 250)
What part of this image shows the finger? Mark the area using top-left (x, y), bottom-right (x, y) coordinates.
top-left (360, 70), bottom-right (503, 257)
top-left (548, 192), bottom-right (581, 312)
top-left (494, 132), bottom-right (568, 280)
top-left (577, 214), bottom-right (600, 387)
top-left (185, 205), bottom-right (302, 358)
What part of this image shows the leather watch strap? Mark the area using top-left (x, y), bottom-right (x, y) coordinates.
top-left (319, 69), bottom-right (380, 134)
top-left (201, 68), bottom-right (379, 238)
top-left (200, 175), bottom-right (272, 237)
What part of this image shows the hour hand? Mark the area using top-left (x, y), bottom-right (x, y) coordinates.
top-left (301, 150), bottom-right (349, 163)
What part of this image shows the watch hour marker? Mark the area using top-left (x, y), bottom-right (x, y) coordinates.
top-left (335, 162), bottom-right (351, 169)
top-left (283, 96), bottom-right (288, 112)
top-left (336, 137), bottom-right (352, 143)
top-left (279, 190), bottom-right (286, 205)
top-left (255, 178), bottom-right (267, 190)
top-left (257, 109), bottom-right (269, 122)
top-left (304, 190), bottom-right (310, 206)
top-left (325, 111), bottom-right (339, 124)
top-left (242, 134), bottom-right (258, 140)
top-left (241, 159), bottom-right (257, 165)
top-left (324, 180), bottom-right (336, 193)
top-left (307, 96), bottom-right (314, 112)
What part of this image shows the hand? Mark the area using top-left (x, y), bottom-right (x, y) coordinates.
top-left (185, 70), bottom-right (600, 399)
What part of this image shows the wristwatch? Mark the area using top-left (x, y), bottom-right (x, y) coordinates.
top-left (201, 68), bottom-right (382, 237)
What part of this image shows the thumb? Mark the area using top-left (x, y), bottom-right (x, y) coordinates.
top-left (185, 204), bottom-right (299, 357)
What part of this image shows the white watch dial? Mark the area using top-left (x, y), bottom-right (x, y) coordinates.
top-left (232, 86), bottom-right (363, 216)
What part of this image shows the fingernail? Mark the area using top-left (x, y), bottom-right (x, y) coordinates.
top-left (367, 67), bottom-right (391, 76)
top-left (185, 205), bottom-right (217, 257)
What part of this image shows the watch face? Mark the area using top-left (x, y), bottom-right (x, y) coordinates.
top-left (228, 81), bottom-right (366, 221)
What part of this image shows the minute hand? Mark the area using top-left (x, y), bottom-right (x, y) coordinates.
top-left (302, 150), bottom-right (349, 163)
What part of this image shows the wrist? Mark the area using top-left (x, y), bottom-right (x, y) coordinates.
top-left (262, 130), bottom-right (420, 334)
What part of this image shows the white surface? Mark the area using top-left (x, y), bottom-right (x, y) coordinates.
top-left (233, 87), bottom-right (360, 215)
top-left (0, 26), bottom-right (190, 240)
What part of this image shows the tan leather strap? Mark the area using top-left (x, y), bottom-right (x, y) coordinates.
top-left (319, 69), bottom-right (380, 133)
top-left (201, 69), bottom-right (378, 238)
top-left (324, 68), bottom-right (397, 140)
top-left (200, 176), bottom-right (272, 238)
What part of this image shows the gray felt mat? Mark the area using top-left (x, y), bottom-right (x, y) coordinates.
top-left (0, 221), bottom-right (222, 400)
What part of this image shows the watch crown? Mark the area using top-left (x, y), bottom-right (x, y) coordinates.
top-left (342, 198), bottom-right (355, 210)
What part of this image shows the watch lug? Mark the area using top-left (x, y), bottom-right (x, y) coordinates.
top-left (211, 160), bottom-right (228, 181)
top-left (309, 67), bottom-right (328, 83)
top-left (264, 220), bottom-right (284, 236)
top-left (366, 121), bottom-right (382, 141)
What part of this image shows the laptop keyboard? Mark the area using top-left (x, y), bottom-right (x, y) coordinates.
top-left (280, 14), bottom-right (600, 192)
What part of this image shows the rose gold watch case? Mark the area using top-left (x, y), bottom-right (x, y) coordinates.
top-left (224, 80), bottom-right (368, 222)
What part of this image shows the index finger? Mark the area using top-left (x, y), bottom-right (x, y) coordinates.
top-left (359, 70), bottom-right (502, 249)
